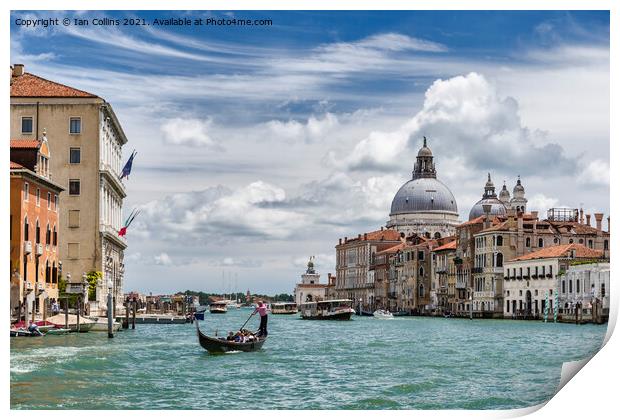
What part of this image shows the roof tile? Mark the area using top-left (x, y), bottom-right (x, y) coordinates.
top-left (508, 244), bottom-right (604, 262)
top-left (11, 72), bottom-right (98, 98)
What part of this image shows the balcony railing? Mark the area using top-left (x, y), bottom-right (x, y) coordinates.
top-left (472, 267), bottom-right (483, 274)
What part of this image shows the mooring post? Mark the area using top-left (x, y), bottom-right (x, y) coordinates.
top-left (77, 296), bottom-right (81, 332)
top-left (64, 297), bottom-right (69, 329)
top-left (16, 299), bottom-right (21, 325)
top-left (107, 289), bottom-right (114, 338)
top-left (131, 298), bottom-right (136, 329)
top-left (124, 299), bottom-right (130, 329)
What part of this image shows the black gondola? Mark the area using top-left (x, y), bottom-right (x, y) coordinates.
top-left (195, 321), bottom-right (266, 354)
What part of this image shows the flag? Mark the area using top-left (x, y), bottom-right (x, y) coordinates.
top-left (120, 150), bottom-right (137, 180)
top-left (118, 208), bottom-right (141, 237)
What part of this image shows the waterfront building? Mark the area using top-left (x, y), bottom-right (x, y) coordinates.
top-left (10, 136), bottom-right (64, 321)
top-left (557, 262), bottom-right (609, 323)
top-left (504, 244), bottom-right (605, 319)
top-left (294, 257), bottom-right (331, 305)
top-left (370, 243), bottom-right (403, 311)
top-left (334, 228), bottom-right (402, 308)
top-left (10, 64), bottom-right (129, 315)
top-left (399, 238), bottom-right (439, 314)
top-left (431, 239), bottom-right (457, 314)
top-left (387, 138), bottom-right (459, 238)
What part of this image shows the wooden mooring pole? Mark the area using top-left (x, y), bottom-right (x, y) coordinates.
top-left (64, 297), bottom-right (69, 329)
top-left (77, 296), bottom-right (81, 332)
top-left (131, 299), bottom-right (136, 329)
top-left (124, 299), bottom-right (130, 329)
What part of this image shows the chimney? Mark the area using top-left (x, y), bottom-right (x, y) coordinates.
top-left (482, 204), bottom-right (492, 229)
top-left (579, 208), bottom-right (584, 224)
top-left (358, 233), bottom-right (361, 240)
top-left (12, 64), bottom-right (24, 77)
top-left (344, 236), bottom-right (347, 243)
top-left (531, 210), bottom-right (538, 220)
top-left (381, 226), bottom-right (384, 231)
top-left (364, 233), bottom-right (367, 240)
top-left (607, 216), bottom-right (610, 233)
top-left (339, 238), bottom-right (342, 245)
top-left (594, 213), bottom-right (603, 232)
top-left (586, 214), bottom-right (591, 226)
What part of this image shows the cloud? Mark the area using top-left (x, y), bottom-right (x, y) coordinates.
top-left (153, 253), bottom-right (173, 266)
top-left (527, 193), bottom-right (560, 214)
top-left (577, 159), bottom-right (609, 187)
top-left (335, 72), bottom-right (574, 176)
top-left (264, 113), bottom-right (339, 143)
top-left (160, 118), bottom-right (219, 148)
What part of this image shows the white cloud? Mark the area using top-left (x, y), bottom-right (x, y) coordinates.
top-left (527, 193), bottom-right (560, 214)
top-left (264, 113), bottom-right (339, 143)
top-left (153, 253), bottom-right (173, 266)
top-left (577, 159), bottom-right (609, 187)
top-left (160, 118), bottom-right (218, 148)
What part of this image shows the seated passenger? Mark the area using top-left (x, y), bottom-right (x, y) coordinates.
top-left (226, 331), bottom-right (235, 341)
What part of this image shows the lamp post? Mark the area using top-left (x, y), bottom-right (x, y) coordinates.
top-left (107, 279), bottom-right (114, 338)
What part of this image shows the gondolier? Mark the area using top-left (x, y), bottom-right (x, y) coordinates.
top-left (253, 301), bottom-right (269, 337)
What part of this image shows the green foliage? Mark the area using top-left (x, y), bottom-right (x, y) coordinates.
top-left (58, 275), bottom-right (67, 294)
top-left (178, 290), bottom-right (294, 305)
top-left (272, 293), bottom-right (294, 302)
top-left (86, 271), bottom-right (102, 301)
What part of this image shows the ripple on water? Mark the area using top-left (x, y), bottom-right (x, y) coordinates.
top-left (10, 314), bottom-right (608, 409)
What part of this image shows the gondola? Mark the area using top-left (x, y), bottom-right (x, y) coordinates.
top-left (195, 321), bottom-right (266, 354)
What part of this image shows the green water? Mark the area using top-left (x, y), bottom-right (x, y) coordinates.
top-left (10, 311), bottom-right (607, 410)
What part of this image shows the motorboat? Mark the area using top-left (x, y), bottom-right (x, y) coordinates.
top-left (85, 316), bottom-right (122, 332)
top-left (270, 302), bottom-right (297, 314)
top-left (299, 299), bottom-right (355, 320)
top-left (373, 309), bottom-right (394, 319)
top-left (209, 301), bottom-right (228, 314)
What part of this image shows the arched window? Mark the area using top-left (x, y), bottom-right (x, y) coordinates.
top-left (52, 262), bottom-right (57, 283)
top-left (53, 225), bottom-right (57, 246)
top-left (424, 232), bottom-right (431, 239)
top-left (45, 260), bottom-right (50, 283)
top-left (576, 279), bottom-right (580, 293)
top-left (46, 223), bottom-right (51, 245)
top-left (419, 267), bottom-right (424, 277)
top-left (562, 280), bottom-right (566, 293)
top-left (496, 236), bottom-right (503, 246)
top-left (419, 284), bottom-right (424, 297)
top-left (553, 238), bottom-right (559, 244)
top-left (496, 253), bottom-right (503, 267)
top-left (525, 237), bottom-right (531, 247)
top-left (569, 238), bottom-right (574, 244)
top-left (35, 220), bottom-right (40, 244)
top-left (604, 240), bottom-right (609, 250)
top-left (24, 216), bottom-right (29, 241)
top-left (434, 232), bottom-right (441, 239)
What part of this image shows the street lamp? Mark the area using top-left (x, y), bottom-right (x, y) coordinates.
top-left (107, 279), bottom-right (114, 338)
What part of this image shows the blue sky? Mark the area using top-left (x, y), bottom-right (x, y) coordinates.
top-left (11, 10), bottom-right (610, 294)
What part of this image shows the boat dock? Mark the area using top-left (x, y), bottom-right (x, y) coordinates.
top-left (114, 314), bottom-right (186, 324)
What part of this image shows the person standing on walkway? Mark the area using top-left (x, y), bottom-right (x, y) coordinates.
top-left (253, 301), bottom-right (269, 337)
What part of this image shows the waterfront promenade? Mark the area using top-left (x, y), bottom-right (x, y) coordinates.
top-left (11, 311), bottom-right (606, 410)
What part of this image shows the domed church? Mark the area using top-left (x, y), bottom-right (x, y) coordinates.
top-left (387, 137), bottom-right (459, 238)
top-left (468, 173), bottom-right (507, 220)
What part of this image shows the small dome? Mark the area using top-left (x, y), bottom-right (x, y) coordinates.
top-left (513, 176), bottom-right (525, 196)
top-left (417, 136), bottom-right (433, 157)
top-left (469, 198), bottom-right (507, 220)
top-left (390, 177), bottom-right (458, 215)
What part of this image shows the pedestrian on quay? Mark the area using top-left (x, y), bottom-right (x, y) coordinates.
top-left (253, 301), bottom-right (269, 337)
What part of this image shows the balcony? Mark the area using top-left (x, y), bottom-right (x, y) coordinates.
top-left (99, 223), bottom-right (128, 249)
top-left (473, 291), bottom-right (495, 298)
top-left (35, 243), bottom-right (43, 256)
top-left (23, 241), bottom-right (32, 254)
top-left (99, 163), bottom-right (127, 198)
top-left (25, 281), bottom-right (33, 291)
top-left (472, 267), bottom-right (483, 274)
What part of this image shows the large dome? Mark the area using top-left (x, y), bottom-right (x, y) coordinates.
top-left (390, 177), bottom-right (458, 215)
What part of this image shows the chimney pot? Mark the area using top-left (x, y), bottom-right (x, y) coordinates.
top-left (594, 213), bottom-right (603, 232)
top-left (586, 214), bottom-right (591, 226)
top-left (12, 64), bottom-right (24, 77)
top-left (339, 238), bottom-right (342, 245)
top-left (344, 237), bottom-right (347, 242)
top-left (364, 233), bottom-right (367, 240)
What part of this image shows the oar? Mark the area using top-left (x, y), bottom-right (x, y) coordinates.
top-left (238, 311), bottom-right (255, 332)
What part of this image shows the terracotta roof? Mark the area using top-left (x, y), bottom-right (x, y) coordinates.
top-left (457, 215), bottom-right (486, 227)
top-left (10, 161), bottom-right (24, 169)
top-left (509, 244), bottom-right (604, 262)
top-left (377, 243), bottom-right (406, 255)
top-left (342, 228), bottom-right (402, 244)
top-left (433, 240), bottom-right (457, 252)
top-left (10, 139), bottom-right (40, 149)
top-left (11, 72), bottom-right (98, 98)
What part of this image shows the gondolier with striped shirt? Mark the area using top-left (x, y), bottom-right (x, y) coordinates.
top-left (253, 301), bottom-right (269, 337)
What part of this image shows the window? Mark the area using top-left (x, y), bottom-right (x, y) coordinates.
top-left (604, 240), bottom-right (609, 250)
top-left (69, 147), bottom-right (81, 164)
top-left (69, 179), bottom-right (80, 195)
top-left (497, 236), bottom-right (503, 246)
top-left (47, 192), bottom-right (51, 209)
top-left (53, 225), bottom-right (57, 246)
top-left (54, 195), bottom-right (58, 211)
top-left (602, 283), bottom-right (606, 297)
top-left (36, 188), bottom-right (40, 206)
top-left (69, 117), bottom-right (81, 134)
top-left (35, 220), bottom-right (40, 244)
top-left (539, 238), bottom-right (544, 247)
top-left (21, 117), bottom-right (33, 134)
top-left (45, 223), bottom-right (51, 245)
top-left (419, 267), bottom-right (424, 277)
top-left (577, 279), bottom-right (580, 293)
top-left (24, 217), bottom-right (29, 241)
top-left (418, 251), bottom-right (424, 261)
top-left (419, 284), bottom-right (424, 297)
top-left (588, 239), bottom-right (593, 248)
top-left (68, 210), bottom-right (80, 228)
top-left (496, 253), bottom-right (503, 267)
top-left (525, 237), bottom-right (530, 247)
top-left (67, 243), bottom-right (80, 259)
top-left (562, 280), bottom-right (566, 294)
top-left (23, 183), bottom-right (29, 201)
top-left (569, 280), bottom-right (573, 293)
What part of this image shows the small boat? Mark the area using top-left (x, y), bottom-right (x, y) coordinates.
top-left (373, 309), bottom-right (394, 319)
top-left (10, 328), bottom-right (34, 337)
top-left (209, 301), bottom-right (228, 314)
top-left (195, 321), bottom-right (266, 354)
top-left (271, 302), bottom-right (297, 315)
top-left (299, 299), bottom-right (355, 320)
top-left (44, 314), bottom-right (96, 332)
top-left (44, 328), bottom-right (72, 335)
top-left (84, 317), bottom-right (122, 332)
top-left (392, 310), bottom-right (409, 317)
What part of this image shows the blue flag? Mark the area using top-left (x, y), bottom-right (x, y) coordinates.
top-left (120, 150), bottom-right (136, 180)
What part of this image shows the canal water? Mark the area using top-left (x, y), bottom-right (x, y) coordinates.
top-left (11, 310), bottom-right (607, 410)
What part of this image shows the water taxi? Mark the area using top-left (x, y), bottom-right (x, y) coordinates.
top-left (373, 309), bottom-right (394, 319)
top-left (209, 301), bottom-right (228, 314)
top-left (299, 299), bottom-right (355, 320)
top-left (271, 302), bottom-right (297, 314)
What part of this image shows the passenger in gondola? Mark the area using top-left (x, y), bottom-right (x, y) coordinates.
top-left (226, 331), bottom-right (235, 341)
top-left (253, 301), bottom-right (268, 337)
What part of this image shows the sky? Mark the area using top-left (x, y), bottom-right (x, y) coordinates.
top-left (10, 10), bottom-right (610, 295)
